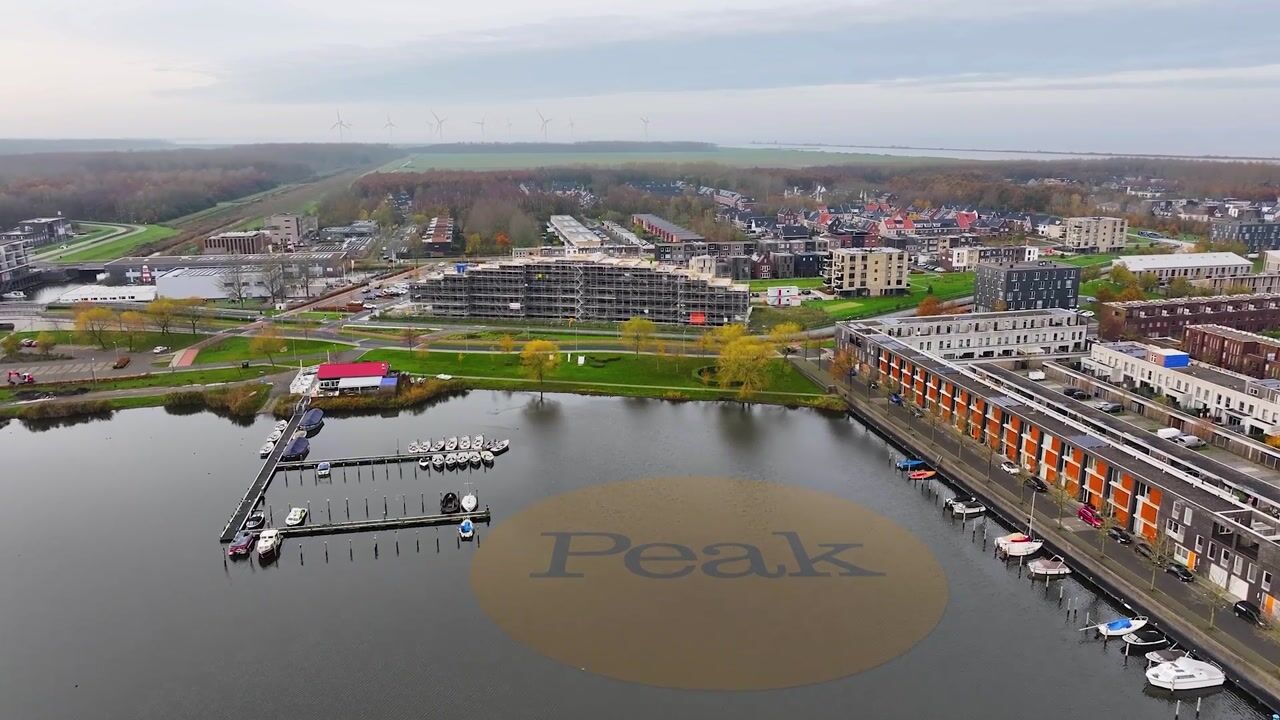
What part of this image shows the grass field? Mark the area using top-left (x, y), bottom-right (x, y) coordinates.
top-left (1080, 279), bottom-right (1159, 301)
top-left (747, 277), bottom-right (828, 291)
top-left (808, 272), bottom-right (974, 320)
top-left (10, 330), bottom-right (205, 352)
top-left (54, 224), bottom-right (179, 263)
top-left (360, 348), bottom-right (825, 403)
top-left (381, 147), bottom-right (957, 172)
top-left (1056, 253), bottom-right (1122, 267)
top-left (195, 336), bottom-right (351, 364)
top-left (0, 365), bottom-right (283, 402)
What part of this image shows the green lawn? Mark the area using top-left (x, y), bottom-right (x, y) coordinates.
top-left (1056, 253), bottom-right (1121, 267)
top-left (0, 365), bottom-right (284, 401)
top-left (802, 272), bottom-right (974, 322)
top-left (10, 330), bottom-right (206, 352)
top-left (747, 277), bottom-right (828, 291)
top-left (195, 336), bottom-right (351, 364)
top-left (74, 223), bottom-right (121, 243)
top-left (1080, 279), bottom-right (1159, 301)
top-left (361, 349), bottom-right (823, 399)
top-left (53, 224), bottom-right (179, 263)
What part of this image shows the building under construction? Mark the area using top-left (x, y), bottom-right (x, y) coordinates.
top-left (409, 255), bottom-right (749, 325)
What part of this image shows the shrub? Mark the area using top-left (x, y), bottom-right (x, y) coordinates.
top-left (15, 399), bottom-right (114, 420)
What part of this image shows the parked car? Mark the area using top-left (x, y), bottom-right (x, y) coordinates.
top-left (152, 346), bottom-right (170, 354)
top-left (1233, 600), bottom-right (1267, 627)
top-left (244, 511), bottom-right (266, 530)
top-left (1094, 401), bottom-right (1123, 414)
top-left (1165, 562), bottom-right (1195, 582)
top-left (112, 356), bottom-right (130, 369)
top-left (19, 338), bottom-right (36, 348)
top-left (1176, 435), bottom-right (1207, 448)
top-left (1023, 477), bottom-right (1048, 493)
top-left (362, 303), bottom-right (377, 310)
top-left (1027, 370), bottom-right (1046, 381)
top-left (1107, 526), bottom-right (1133, 544)
top-left (1000, 460), bottom-right (1021, 475)
top-left (1077, 505), bottom-right (1104, 528)
top-left (227, 530), bottom-right (255, 557)
top-left (1134, 542), bottom-right (1155, 560)
top-left (1078, 310), bottom-right (1096, 318)
top-left (1064, 388), bottom-right (1090, 400)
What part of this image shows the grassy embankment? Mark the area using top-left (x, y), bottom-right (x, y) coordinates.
top-left (194, 336), bottom-right (352, 364)
top-left (0, 365), bottom-right (285, 403)
top-left (359, 348), bottom-right (837, 407)
top-left (52, 225), bottom-right (179, 263)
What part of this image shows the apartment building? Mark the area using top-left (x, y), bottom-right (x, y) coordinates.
top-left (1100, 294), bottom-right (1280, 340)
top-left (973, 260), bottom-right (1080, 312)
top-left (408, 254), bottom-right (749, 326)
top-left (835, 308), bottom-right (1088, 362)
top-left (422, 216), bottom-right (454, 256)
top-left (632, 214), bottom-right (708, 264)
top-left (840, 327), bottom-right (1280, 614)
top-left (1083, 340), bottom-right (1280, 436)
top-left (1265, 251), bottom-right (1280, 275)
top-left (548, 215), bottom-right (602, 252)
top-left (1112, 252), bottom-right (1251, 286)
top-left (1192, 274), bottom-right (1280, 295)
top-left (264, 213), bottom-right (316, 249)
top-left (203, 231), bottom-right (269, 255)
top-left (6, 216), bottom-right (74, 248)
top-left (940, 245), bottom-right (1039, 272)
top-left (0, 236), bottom-right (32, 287)
top-left (1183, 325), bottom-right (1280, 380)
top-left (824, 248), bottom-right (909, 297)
top-left (1209, 220), bottom-right (1280, 252)
top-left (1062, 216), bottom-right (1128, 252)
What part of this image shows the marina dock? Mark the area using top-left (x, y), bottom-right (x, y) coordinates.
top-left (219, 400), bottom-right (306, 542)
top-left (278, 508), bottom-right (491, 538)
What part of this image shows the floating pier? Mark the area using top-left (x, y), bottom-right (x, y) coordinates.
top-left (219, 401), bottom-right (306, 542)
top-left (279, 508), bottom-right (491, 538)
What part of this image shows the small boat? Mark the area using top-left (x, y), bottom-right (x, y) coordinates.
top-left (316, 461), bottom-right (331, 478)
top-left (480, 450), bottom-right (494, 465)
top-left (408, 441), bottom-right (422, 454)
top-left (431, 454), bottom-right (445, 470)
top-left (459, 436), bottom-right (472, 451)
top-left (259, 442), bottom-right (275, 458)
top-left (472, 435), bottom-right (483, 448)
top-left (445, 436), bottom-right (458, 451)
top-left (1123, 628), bottom-right (1169, 648)
top-left (1092, 616), bottom-right (1148, 637)
top-left (1146, 648), bottom-right (1189, 665)
top-left (468, 451), bottom-right (481, 467)
top-left (895, 458), bottom-right (926, 471)
top-left (299, 408), bottom-right (325, 433)
top-left (491, 439), bottom-right (510, 455)
top-left (441, 492), bottom-right (461, 514)
top-left (444, 453), bottom-right (457, 469)
top-left (458, 518), bottom-right (475, 540)
top-left (907, 470), bottom-right (936, 480)
top-left (273, 419), bottom-right (289, 431)
top-left (418, 457), bottom-right (431, 469)
top-left (256, 528), bottom-right (281, 559)
top-left (1027, 555), bottom-right (1072, 577)
top-left (461, 488), bottom-right (478, 512)
top-left (995, 532), bottom-right (1044, 557)
top-left (267, 430), bottom-right (283, 443)
top-left (482, 440), bottom-right (494, 451)
top-left (949, 500), bottom-right (986, 517)
top-left (1146, 657), bottom-right (1226, 691)
top-left (430, 440), bottom-right (445, 452)
top-left (1, 290), bottom-right (27, 300)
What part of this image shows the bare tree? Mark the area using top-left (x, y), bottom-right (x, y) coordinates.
top-left (221, 265), bottom-right (249, 307)
top-left (260, 261), bottom-right (288, 306)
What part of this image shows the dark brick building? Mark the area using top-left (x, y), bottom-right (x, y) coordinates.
top-left (1099, 294), bottom-right (1280, 340)
top-left (1182, 324), bottom-right (1280, 379)
top-left (1209, 220), bottom-right (1280, 252)
top-left (973, 260), bottom-right (1080, 312)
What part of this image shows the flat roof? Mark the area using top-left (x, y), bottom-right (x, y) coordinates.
top-left (105, 252), bottom-right (345, 267)
top-left (1187, 324), bottom-right (1280, 346)
top-left (852, 308), bottom-right (1078, 328)
top-left (419, 253), bottom-right (748, 291)
top-left (1104, 292), bottom-right (1280, 308)
top-left (976, 260), bottom-right (1075, 270)
top-left (632, 214), bottom-right (704, 241)
top-left (56, 284), bottom-right (157, 303)
top-left (1115, 252), bottom-right (1250, 270)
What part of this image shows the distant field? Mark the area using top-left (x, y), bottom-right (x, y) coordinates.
top-left (53, 224), bottom-right (179, 263)
top-left (381, 147), bottom-right (955, 172)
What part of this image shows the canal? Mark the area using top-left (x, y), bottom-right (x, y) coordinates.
top-left (0, 391), bottom-right (1269, 719)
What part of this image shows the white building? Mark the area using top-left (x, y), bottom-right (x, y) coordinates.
top-left (548, 215), bottom-right (602, 252)
top-left (1082, 341), bottom-right (1280, 436)
top-left (1063, 216), bottom-right (1129, 252)
top-left (1192, 274), bottom-right (1280, 295)
top-left (825, 248), bottom-right (909, 297)
top-left (0, 237), bottom-right (32, 284)
top-left (56, 284), bottom-right (158, 304)
top-left (1265, 250), bottom-right (1280, 275)
top-left (154, 267), bottom-right (272, 300)
top-left (837, 308), bottom-right (1089, 362)
top-left (764, 286), bottom-right (802, 307)
top-left (1112, 252), bottom-right (1252, 285)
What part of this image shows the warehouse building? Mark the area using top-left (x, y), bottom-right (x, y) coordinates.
top-left (103, 252), bottom-right (347, 284)
top-left (1112, 252), bottom-right (1251, 286)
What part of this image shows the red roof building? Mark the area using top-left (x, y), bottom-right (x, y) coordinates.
top-left (316, 361), bottom-right (390, 381)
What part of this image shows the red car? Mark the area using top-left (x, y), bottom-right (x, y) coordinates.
top-left (227, 530), bottom-right (256, 557)
top-left (1078, 505), bottom-right (1104, 528)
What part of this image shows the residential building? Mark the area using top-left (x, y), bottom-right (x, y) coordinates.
top-left (203, 231), bottom-right (270, 255)
top-left (841, 328), bottom-right (1280, 613)
top-left (422, 216), bottom-right (454, 256)
top-left (600, 221), bottom-right (653, 252)
top-left (1062, 216), bottom-right (1128, 252)
top-left (631, 214), bottom-right (707, 264)
top-left (973, 260), bottom-right (1080, 312)
top-left (1266, 250), bottom-right (1280, 275)
top-left (0, 237), bottom-right (33, 288)
top-left (1183, 325), bottom-right (1280, 380)
top-left (1192, 274), bottom-right (1280, 295)
top-left (824, 248), bottom-right (909, 298)
top-left (1209, 220), bottom-right (1280, 252)
top-left (264, 213), bottom-right (316, 249)
top-left (1099, 294), bottom-right (1280, 340)
top-left (940, 245), bottom-right (1039, 272)
top-left (548, 215), bottom-right (602, 252)
top-left (835, 308), bottom-right (1089, 362)
top-left (1031, 214), bottom-right (1064, 239)
top-left (316, 361), bottom-right (396, 395)
top-left (408, 254), bottom-right (749, 326)
top-left (7, 216), bottom-right (74, 248)
top-left (1112, 252), bottom-right (1251, 286)
top-left (1082, 340), bottom-right (1280, 436)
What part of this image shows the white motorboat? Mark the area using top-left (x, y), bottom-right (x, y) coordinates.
top-left (468, 451), bottom-right (481, 467)
top-left (285, 507), bottom-right (308, 527)
top-left (273, 420), bottom-right (289, 431)
top-left (1028, 555), bottom-right (1072, 577)
top-left (259, 442), bottom-right (275, 458)
top-left (408, 441), bottom-right (422, 454)
top-left (267, 430), bottom-right (283, 443)
top-left (995, 532), bottom-right (1043, 557)
top-left (256, 528), bottom-right (281, 558)
top-left (431, 454), bottom-right (445, 470)
top-left (445, 453), bottom-right (458, 469)
top-left (459, 436), bottom-right (472, 451)
top-left (491, 439), bottom-right (510, 455)
top-left (1, 290), bottom-right (27, 300)
top-left (480, 450), bottom-right (494, 465)
top-left (317, 461), bottom-right (331, 478)
top-left (445, 436), bottom-right (458, 451)
top-left (431, 440), bottom-right (445, 452)
top-left (418, 457), bottom-right (431, 469)
top-left (472, 435), bottom-right (483, 449)
top-left (461, 486), bottom-right (478, 512)
top-left (950, 500), bottom-right (986, 518)
top-left (1091, 616), bottom-right (1148, 637)
top-left (1146, 648), bottom-right (1189, 665)
top-left (1145, 657), bottom-right (1225, 691)
top-left (458, 518), bottom-right (475, 540)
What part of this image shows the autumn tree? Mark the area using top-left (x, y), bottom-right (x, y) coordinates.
top-left (716, 336), bottom-right (776, 402)
top-left (1117, 286), bottom-right (1147, 302)
top-left (119, 310), bottom-right (148, 352)
top-left (768, 321), bottom-right (804, 355)
top-left (371, 200), bottom-right (397, 230)
top-left (0, 333), bottom-right (19, 358)
top-left (35, 332), bottom-right (57, 356)
top-left (1167, 277), bottom-right (1193, 298)
top-left (497, 334), bottom-right (516, 357)
top-left (1095, 285), bottom-right (1117, 303)
top-left (1047, 482), bottom-right (1075, 528)
top-left (699, 323), bottom-right (748, 354)
top-left (520, 339), bottom-right (561, 400)
top-left (917, 295), bottom-right (951, 316)
top-left (1081, 266), bottom-right (1102, 283)
top-left (1109, 265), bottom-right (1137, 288)
top-left (401, 327), bottom-right (418, 353)
top-left (620, 316), bottom-right (657, 355)
top-left (1138, 272), bottom-right (1160, 293)
top-left (74, 305), bottom-right (116, 349)
top-left (250, 326), bottom-right (283, 366)
top-left (221, 265), bottom-right (249, 307)
top-left (147, 297), bottom-right (178, 335)
top-left (830, 348), bottom-right (856, 383)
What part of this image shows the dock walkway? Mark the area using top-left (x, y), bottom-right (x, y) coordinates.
top-left (219, 397), bottom-right (308, 542)
top-left (279, 508), bottom-right (491, 538)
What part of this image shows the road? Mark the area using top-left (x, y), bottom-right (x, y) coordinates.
top-left (30, 222), bottom-right (141, 263)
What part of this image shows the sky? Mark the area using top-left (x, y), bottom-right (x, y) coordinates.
top-left (3, 0), bottom-right (1278, 155)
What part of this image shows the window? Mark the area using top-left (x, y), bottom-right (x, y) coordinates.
top-left (1248, 564), bottom-right (1257, 583)
top-left (1207, 542), bottom-right (1217, 560)
top-left (1265, 571), bottom-right (1273, 591)
top-left (1195, 535), bottom-right (1204, 552)
top-left (1221, 549), bottom-right (1231, 567)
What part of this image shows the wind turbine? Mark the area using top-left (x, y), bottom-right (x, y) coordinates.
top-left (537, 110), bottom-right (552, 141)
top-left (640, 116), bottom-right (650, 140)
top-left (384, 114), bottom-right (397, 141)
top-left (431, 110), bottom-right (447, 140)
top-left (330, 109), bottom-right (352, 142)
top-left (473, 116), bottom-right (487, 141)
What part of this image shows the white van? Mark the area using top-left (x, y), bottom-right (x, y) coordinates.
top-left (1156, 428), bottom-right (1183, 440)
top-left (1176, 435), bottom-right (1206, 448)
top-left (1027, 371), bottom-right (1046, 381)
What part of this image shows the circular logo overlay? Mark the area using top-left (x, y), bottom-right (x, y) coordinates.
top-left (470, 477), bottom-right (947, 690)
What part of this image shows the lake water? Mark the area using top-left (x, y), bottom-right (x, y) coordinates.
top-left (0, 392), bottom-right (1269, 719)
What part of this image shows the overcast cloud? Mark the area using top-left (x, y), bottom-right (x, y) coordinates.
top-left (2, 0), bottom-right (1275, 154)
